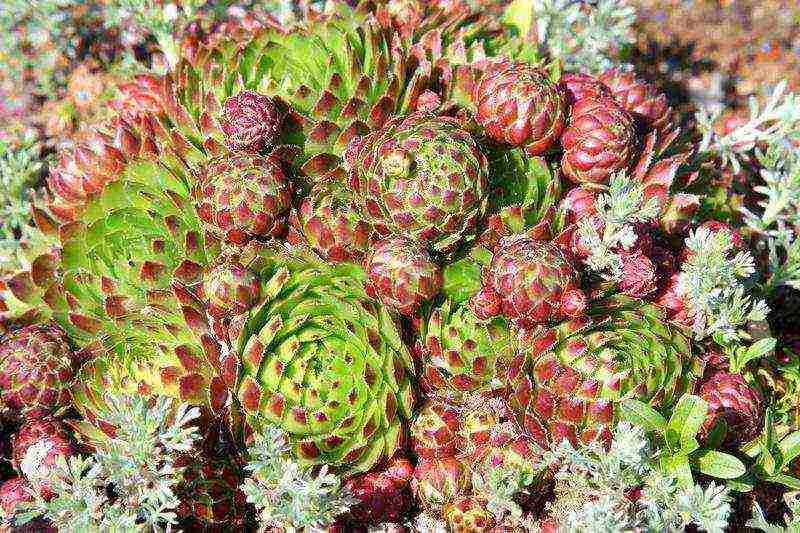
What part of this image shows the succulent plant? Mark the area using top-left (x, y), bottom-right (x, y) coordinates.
top-left (472, 62), bottom-right (566, 155)
top-left (458, 397), bottom-right (540, 474)
top-left (343, 455), bottom-right (415, 526)
top-left (3, 1), bottom-right (787, 531)
top-left (618, 250), bottom-right (658, 298)
top-left (4, 3), bottom-right (452, 489)
top-left (363, 236), bottom-right (443, 316)
top-left (45, 119), bottom-right (132, 220)
top-left (698, 370), bottom-right (765, 447)
top-left (0, 324), bottom-right (74, 420)
top-left (175, 453), bottom-right (247, 526)
top-left (507, 296), bottom-right (698, 447)
top-left (409, 394), bottom-right (543, 528)
top-left (173, 416), bottom-right (247, 528)
top-left (420, 300), bottom-right (514, 397)
top-left (657, 273), bottom-right (693, 328)
top-left (558, 186), bottom-right (598, 225)
top-left (0, 476), bottom-right (57, 531)
top-left (443, 496), bottom-right (495, 532)
top-left (19, 133), bottom-right (235, 416)
top-left (195, 154), bottom-right (293, 245)
top-left (559, 72), bottom-right (612, 105)
top-left (456, 396), bottom-right (545, 523)
top-left (70, 357), bottom-right (216, 441)
top-left (11, 418), bottom-right (75, 500)
top-left (202, 259), bottom-right (262, 321)
top-left (11, 418), bottom-right (74, 473)
top-left (212, 5), bottom-right (424, 185)
top-left (472, 234), bottom-right (587, 328)
top-left (560, 95), bottom-right (638, 186)
top-left (348, 113), bottom-right (490, 253)
top-left (41, 2), bottom-right (439, 221)
top-left (234, 248), bottom-right (415, 475)
top-left (412, 456), bottom-right (472, 515)
top-left (599, 68), bottom-right (672, 131)
top-left (220, 90), bottom-right (284, 153)
top-left (0, 477), bottom-right (33, 518)
top-left (411, 398), bottom-right (466, 459)
top-left (288, 186), bottom-right (374, 263)
top-left (110, 74), bottom-right (166, 124)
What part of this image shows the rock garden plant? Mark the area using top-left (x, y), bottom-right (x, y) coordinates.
top-left (1, 0), bottom-right (800, 531)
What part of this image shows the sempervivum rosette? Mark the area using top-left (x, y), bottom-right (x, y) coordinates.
top-left (195, 154), bottom-right (293, 245)
top-left (599, 68), bottom-right (672, 131)
top-left (11, 418), bottom-right (75, 474)
top-left (348, 114), bottom-right (490, 253)
top-left (0, 324), bottom-right (75, 420)
top-left (560, 95), bottom-right (638, 186)
top-left (471, 234), bottom-right (587, 328)
top-left (201, 258), bottom-right (264, 345)
top-left (507, 296), bottom-right (698, 447)
top-left (12, 418), bottom-right (76, 499)
top-left (288, 185), bottom-right (374, 264)
top-left (559, 72), bottom-right (611, 105)
top-left (45, 118), bottom-right (135, 221)
top-left (411, 398), bottom-right (466, 460)
top-left (223, 7), bottom-right (427, 186)
top-left (110, 74), bottom-right (165, 123)
top-left (234, 247), bottom-right (415, 475)
top-left (220, 90), bottom-right (284, 153)
top-left (410, 400), bottom-right (472, 514)
top-left (618, 250), bottom-right (659, 298)
top-left (412, 455), bottom-right (472, 518)
top-left (34, 138), bottom-right (234, 416)
top-left (444, 497), bottom-right (496, 532)
top-left (202, 260), bottom-right (262, 320)
top-left (175, 454), bottom-right (248, 527)
top-left (456, 398), bottom-right (543, 530)
top-left (419, 300), bottom-right (515, 398)
top-left (471, 62), bottom-right (566, 155)
top-left (174, 421), bottom-right (248, 529)
top-left (343, 455), bottom-right (415, 526)
top-left (698, 370), bottom-right (764, 447)
top-left (363, 236), bottom-right (443, 316)
top-left (0, 477), bottom-right (57, 531)
top-left (410, 395), bottom-right (542, 530)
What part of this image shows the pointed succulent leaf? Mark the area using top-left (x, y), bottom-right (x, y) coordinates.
top-left (441, 257), bottom-right (483, 304)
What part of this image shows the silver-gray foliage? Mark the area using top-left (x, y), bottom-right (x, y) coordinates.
top-left (241, 424), bottom-right (355, 531)
top-left (539, 422), bottom-right (732, 533)
top-left (533, 0), bottom-right (636, 73)
top-left (13, 394), bottom-right (200, 532)
top-left (676, 226), bottom-right (769, 344)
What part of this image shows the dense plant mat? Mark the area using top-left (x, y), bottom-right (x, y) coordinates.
top-left (1, 0), bottom-right (800, 531)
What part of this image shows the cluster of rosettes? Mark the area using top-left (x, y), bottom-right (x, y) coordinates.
top-left (473, 62), bottom-right (671, 186)
top-left (0, 3), bottom-right (773, 531)
top-left (0, 325), bottom-right (78, 531)
top-left (410, 396), bottom-right (542, 530)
